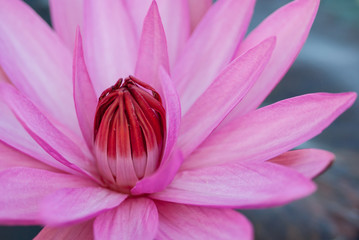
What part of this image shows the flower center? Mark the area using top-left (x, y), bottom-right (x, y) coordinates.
top-left (93, 76), bottom-right (165, 193)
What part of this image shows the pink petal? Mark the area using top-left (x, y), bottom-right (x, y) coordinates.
top-left (49, 0), bottom-right (84, 50)
top-left (94, 198), bottom-right (158, 240)
top-left (129, 69), bottom-right (182, 195)
top-left (172, 0), bottom-right (255, 112)
top-left (0, 141), bottom-right (56, 172)
top-left (0, 0), bottom-right (79, 133)
top-left (269, 149), bottom-right (335, 179)
top-left (0, 98), bottom-right (64, 171)
top-left (135, 1), bottom-right (170, 91)
top-left (156, 201), bottom-right (253, 240)
top-left (159, 68), bottom-right (181, 163)
top-left (0, 83), bottom-right (98, 179)
top-left (183, 92), bottom-right (356, 170)
top-left (151, 162), bottom-right (316, 208)
top-left (131, 150), bottom-right (183, 195)
top-left (83, 0), bottom-right (138, 95)
top-left (73, 29), bottom-right (98, 150)
top-left (226, 0), bottom-right (320, 119)
top-left (125, 0), bottom-right (190, 65)
top-left (0, 167), bottom-right (95, 225)
top-left (40, 187), bottom-right (127, 226)
top-left (187, 0), bottom-right (212, 31)
top-left (34, 220), bottom-right (94, 240)
top-left (178, 37), bottom-right (275, 157)
top-left (0, 67), bottom-right (10, 83)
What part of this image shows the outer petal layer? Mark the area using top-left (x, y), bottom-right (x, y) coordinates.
top-left (0, 167), bottom-right (95, 225)
top-left (83, 0), bottom-right (138, 95)
top-left (183, 92), bottom-right (356, 170)
top-left (0, 83), bottom-right (97, 178)
top-left (34, 220), bottom-right (94, 240)
top-left (156, 201), bottom-right (253, 240)
top-left (178, 37), bottom-right (275, 157)
top-left (0, 0), bottom-right (78, 132)
top-left (269, 149), bottom-right (335, 179)
top-left (151, 162), bottom-right (316, 208)
top-left (188, 0), bottom-right (212, 31)
top-left (226, 0), bottom-right (320, 119)
top-left (172, 0), bottom-right (255, 112)
top-left (0, 141), bottom-right (55, 172)
top-left (40, 187), bottom-right (127, 226)
top-left (49, 0), bottom-right (84, 50)
top-left (94, 198), bottom-right (158, 240)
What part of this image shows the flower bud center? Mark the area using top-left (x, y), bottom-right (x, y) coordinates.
top-left (93, 76), bottom-right (165, 193)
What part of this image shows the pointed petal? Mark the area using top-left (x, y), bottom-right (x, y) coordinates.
top-left (73, 29), bottom-right (98, 150)
top-left (135, 1), bottom-right (170, 91)
top-left (131, 150), bottom-right (183, 195)
top-left (83, 0), bottom-right (138, 95)
top-left (41, 187), bottom-right (127, 226)
top-left (179, 37), bottom-right (275, 157)
top-left (159, 68), bottom-right (181, 162)
top-left (0, 0), bottom-right (78, 132)
top-left (188, 0), bottom-right (212, 31)
top-left (0, 167), bottom-right (95, 225)
top-left (151, 162), bottom-right (316, 208)
top-left (94, 198), bottom-right (158, 240)
top-left (0, 98), bottom-right (65, 171)
top-left (0, 83), bottom-right (98, 179)
top-left (125, 0), bottom-right (190, 65)
top-left (183, 92), bottom-right (356, 170)
top-left (34, 220), bottom-right (94, 240)
top-left (269, 149), bottom-right (335, 179)
top-left (49, 0), bottom-right (84, 50)
top-left (156, 202), bottom-right (253, 240)
top-left (228, 0), bottom-right (320, 118)
top-left (0, 141), bottom-right (56, 172)
top-left (172, 0), bottom-right (255, 112)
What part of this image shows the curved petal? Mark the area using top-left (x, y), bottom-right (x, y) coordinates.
top-left (125, 0), bottom-right (190, 65)
top-left (131, 150), bottom-right (183, 195)
top-left (34, 220), bottom-right (94, 240)
top-left (131, 70), bottom-right (182, 195)
top-left (0, 0), bottom-right (79, 133)
top-left (225, 0), bottom-right (320, 119)
top-left (188, 0), bottom-right (212, 31)
top-left (49, 0), bottom-right (84, 50)
top-left (73, 29), bottom-right (98, 150)
top-left (159, 68), bottom-right (181, 162)
top-left (269, 149), bottom-right (335, 179)
top-left (0, 83), bottom-right (98, 179)
top-left (178, 37), bottom-right (275, 157)
top-left (183, 92), bottom-right (356, 170)
top-left (0, 167), bottom-right (96, 225)
top-left (151, 162), bottom-right (316, 208)
top-left (0, 141), bottom-right (56, 172)
top-left (156, 201), bottom-right (253, 240)
top-left (83, 0), bottom-right (138, 95)
top-left (172, 0), bottom-right (255, 112)
top-left (0, 98), bottom-right (65, 171)
top-left (135, 1), bottom-right (170, 90)
top-left (40, 187), bottom-right (127, 226)
top-left (94, 198), bottom-right (158, 240)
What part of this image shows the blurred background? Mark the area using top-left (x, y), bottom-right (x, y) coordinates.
top-left (1, 0), bottom-right (358, 239)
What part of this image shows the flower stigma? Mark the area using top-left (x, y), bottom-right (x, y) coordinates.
top-left (93, 75), bottom-right (166, 194)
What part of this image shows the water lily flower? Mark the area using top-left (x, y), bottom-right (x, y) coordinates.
top-left (0, 0), bottom-right (356, 239)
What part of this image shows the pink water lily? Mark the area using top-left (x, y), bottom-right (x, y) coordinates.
top-left (0, 0), bottom-right (356, 239)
